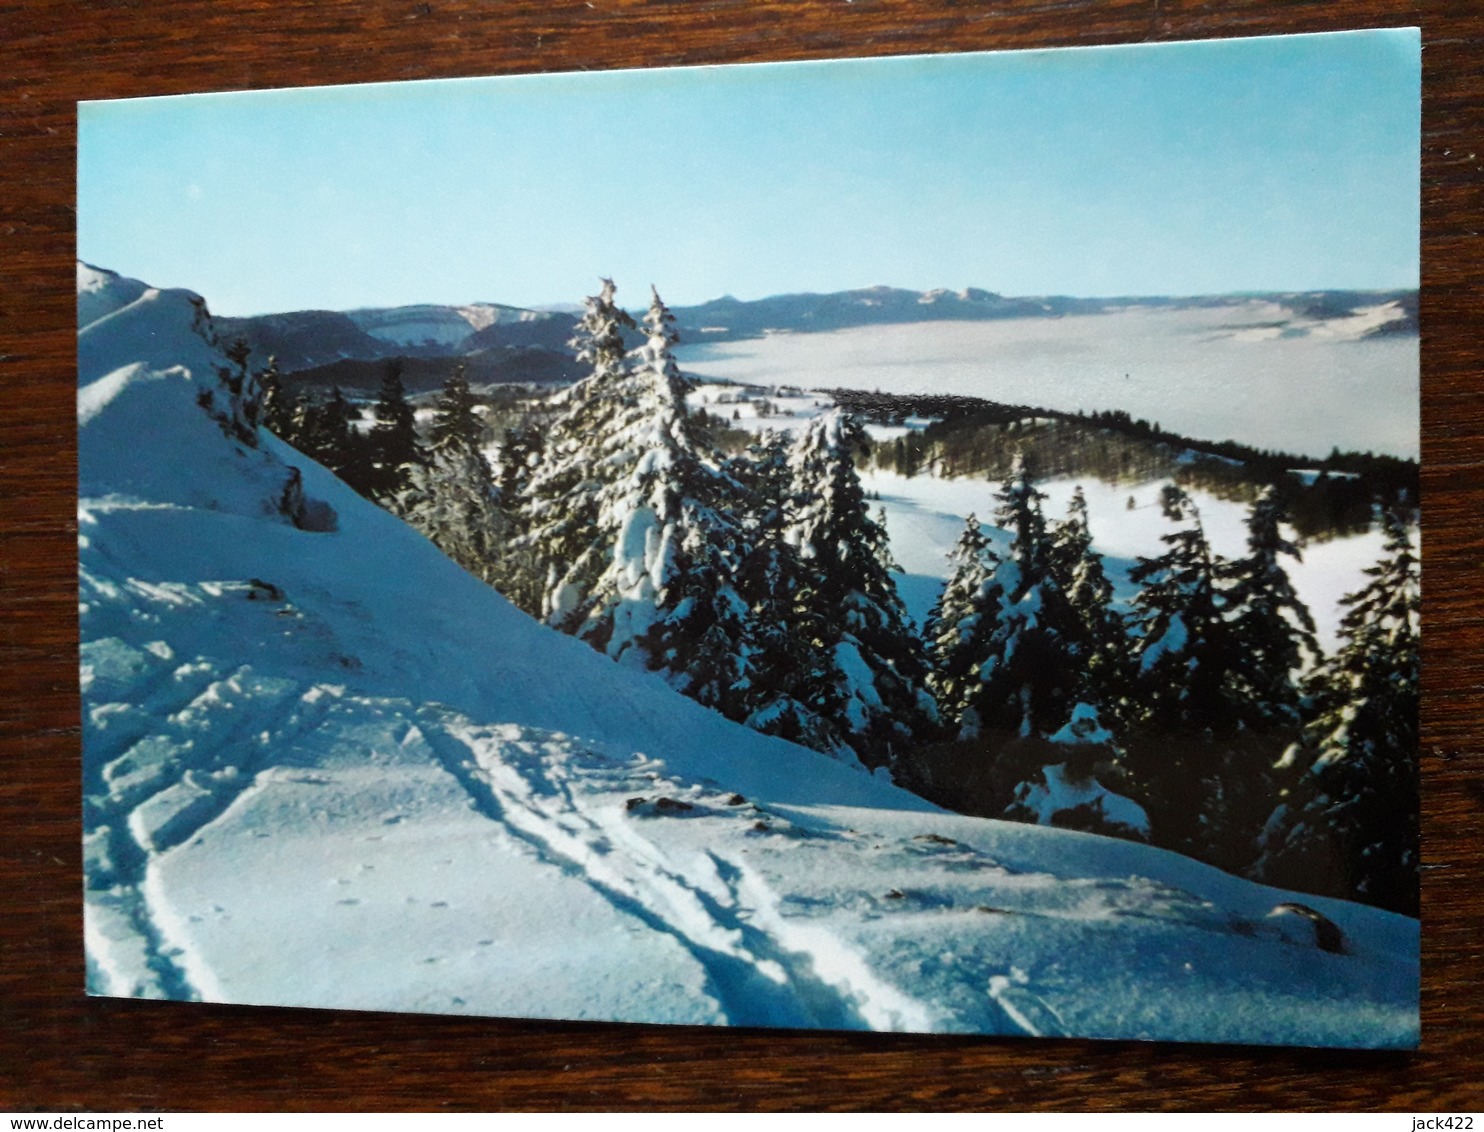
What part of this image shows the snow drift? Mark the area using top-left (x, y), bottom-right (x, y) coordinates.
top-left (78, 264), bottom-right (1418, 1047)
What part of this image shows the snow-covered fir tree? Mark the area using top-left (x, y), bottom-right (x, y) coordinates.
top-left (1003, 703), bottom-right (1150, 844)
top-left (1254, 509), bottom-right (1420, 916)
top-left (213, 335), bottom-right (264, 446)
top-left (286, 394), bottom-right (316, 456)
top-left (733, 429), bottom-right (843, 751)
top-left (568, 286), bottom-right (760, 718)
top-left (1127, 484), bottom-right (1238, 734)
top-left (508, 284), bottom-right (761, 718)
top-left (515, 278), bottom-right (638, 624)
top-left (785, 410), bottom-right (939, 771)
top-left (968, 455), bottom-right (1088, 740)
top-left (256, 356), bottom-right (296, 439)
top-left (914, 465), bottom-right (1132, 836)
top-left (940, 459), bottom-right (1128, 825)
top-left (395, 364), bottom-right (503, 584)
top-left (571, 275), bottom-right (636, 381)
top-left (1220, 486), bottom-right (1322, 729)
top-left (924, 514), bottom-right (999, 736)
top-left (488, 422), bottom-right (545, 613)
top-left (178, 312), bottom-right (264, 450)
top-left (1047, 485), bottom-right (1129, 726)
top-left (1123, 484), bottom-right (1246, 861)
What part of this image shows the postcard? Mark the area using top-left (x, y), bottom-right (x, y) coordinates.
top-left (78, 28), bottom-right (1421, 1046)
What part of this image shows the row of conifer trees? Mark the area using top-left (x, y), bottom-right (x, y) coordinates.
top-left (255, 279), bottom-right (1419, 917)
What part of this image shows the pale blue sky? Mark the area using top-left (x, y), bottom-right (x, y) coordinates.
top-left (78, 29), bottom-right (1420, 316)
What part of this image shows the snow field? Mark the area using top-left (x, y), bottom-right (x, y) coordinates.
top-left (686, 382), bottom-right (836, 434)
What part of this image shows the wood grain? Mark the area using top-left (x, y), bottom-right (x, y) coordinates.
top-left (3, 0), bottom-right (1479, 1111)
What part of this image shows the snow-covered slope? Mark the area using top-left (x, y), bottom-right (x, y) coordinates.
top-left (79, 268), bottom-right (1418, 1047)
top-left (77, 262), bottom-right (149, 332)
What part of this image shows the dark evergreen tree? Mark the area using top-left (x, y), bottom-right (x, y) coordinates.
top-left (785, 410), bottom-right (939, 771)
top-left (365, 361), bottom-right (423, 502)
top-left (967, 455), bottom-right (1086, 740)
top-left (294, 386), bottom-right (374, 491)
top-left (1126, 485), bottom-right (1238, 733)
top-left (426, 364), bottom-right (483, 453)
top-left (1124, 485), bottom-right (1311, 870)
top-left (1047, 485), bottom-right (1129, 726)
top-left (733, 429), bottom-right (841, 750)
top-left (917, 465), bottom-right (1125, 826)
top-left (1254, 510), bottom-right (1420, 915)
top-left (313, 387), bottom-right (358, 460)
top-left (1220, 486), bottom-right (1322, 729)
top-left (256, 356), bottom-right (299, 440)
top-left (395, 364), bottom-right (503, 583)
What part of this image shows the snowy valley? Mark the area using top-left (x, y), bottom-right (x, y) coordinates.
top-left (79, 263), bottom-right (1419, 1047)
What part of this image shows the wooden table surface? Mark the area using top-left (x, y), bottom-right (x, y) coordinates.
top-left (3, 0), bottom-right (1480, 1112)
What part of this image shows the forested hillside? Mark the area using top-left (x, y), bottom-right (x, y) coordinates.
top-left (252, 275), bottom-right (1420, 918)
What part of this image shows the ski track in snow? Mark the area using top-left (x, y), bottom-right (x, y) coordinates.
top-left (77, 543), bottom-right (934, 1027)
top-left (418, 718), bottom-right (942, 1032)
top-left (85, 657), bottom-right (953, 1030)
top-left (79, 585), bottom-right (1076, 1036)
top-left (83, 608), bottom-right (345, 999)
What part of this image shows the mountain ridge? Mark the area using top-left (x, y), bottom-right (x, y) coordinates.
top-left (77, 259), bottom-right (1412, 380)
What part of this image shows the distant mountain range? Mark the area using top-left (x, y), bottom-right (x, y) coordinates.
top-left (211, 300), bottom-right (581, 392)
top-left (675, 285), bottom-right (1418, 342)
top-left (172, 272), bottom-right (1420, 394)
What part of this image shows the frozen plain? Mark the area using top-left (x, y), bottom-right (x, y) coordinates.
top-left (676, 300), bottom-right (1419, 460)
